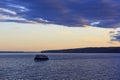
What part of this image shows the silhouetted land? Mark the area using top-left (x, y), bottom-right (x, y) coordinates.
top-left (41, 47), bottom-right (120, 53)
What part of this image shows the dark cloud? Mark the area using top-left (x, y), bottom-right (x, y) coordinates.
top-left (110, 30), bottom-right (120, 42)
top-left (93, 20), bottom-right (120, 28)
top-left (0, 19), bottom-right (30, 23)
top-left (1, 0), bottom-right (120, 27)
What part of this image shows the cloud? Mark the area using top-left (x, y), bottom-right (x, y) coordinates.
top-left (8, 4), bottom-right (29, 12)
top-left (1, 0), bottom-right (120, 41)
top-left (1, 0), bottom-right (120, 27)
top-left (0, 8), bottom-right (17, 15)
top-left (0, 15), bottom-right (49, 24)
top-left (90, 21), bottom-right (100, 26)
top-left (110, 28), bottom-right (120, 42)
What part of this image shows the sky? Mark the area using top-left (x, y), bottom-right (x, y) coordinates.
top-left (0, 0), bottom-right (120, 51)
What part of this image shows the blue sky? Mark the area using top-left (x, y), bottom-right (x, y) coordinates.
top-left (0, 0), bottom-right (120, 51)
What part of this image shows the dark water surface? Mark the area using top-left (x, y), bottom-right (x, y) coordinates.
top-left (0, 53), bottom-right (120, 80)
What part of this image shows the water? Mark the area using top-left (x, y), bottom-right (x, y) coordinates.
top-left (0, 53), bottom-right (120, 80)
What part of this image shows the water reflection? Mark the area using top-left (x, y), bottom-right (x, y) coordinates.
top-left (0, 53), bottom-right (120, 80)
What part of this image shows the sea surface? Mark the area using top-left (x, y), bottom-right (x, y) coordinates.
top-left (0, 53), bottom-right (120, 80)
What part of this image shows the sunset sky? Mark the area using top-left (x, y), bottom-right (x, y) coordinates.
top-left (0, 0), bottom-right (120, 51)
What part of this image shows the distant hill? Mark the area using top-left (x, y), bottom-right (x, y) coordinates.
top-left (41, 47), bottom-right (120, 53)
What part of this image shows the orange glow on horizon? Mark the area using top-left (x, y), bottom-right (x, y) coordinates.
top-left (0, 22), bottom-right (120, 51)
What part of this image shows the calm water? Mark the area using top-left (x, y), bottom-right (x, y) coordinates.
top-left (0, 53), bottom-right (120, 80)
